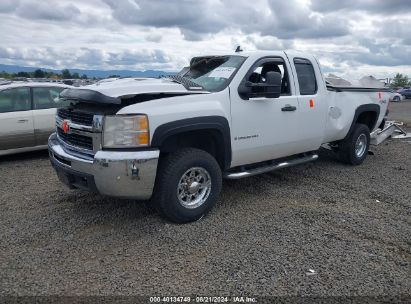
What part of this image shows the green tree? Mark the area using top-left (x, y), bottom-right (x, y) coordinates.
top-left (45, 71), bottom-right (56, 79)
top-left (72, 72), bottom-right (80, 79)
top-left (81, 74), bottom-right (88, 79)
top-left (0, 71), bottom-right (12, 79)
top-left (33, 69), bottom-right (46, 78)
top-left (61, 69), bottom-right (72, 79)
top-left (391, 73), bottom-right (409, 88)
top-left (15, 71), bottom-right (30, 78)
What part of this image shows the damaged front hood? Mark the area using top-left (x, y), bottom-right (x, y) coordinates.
top-left (60, 77), bottom-right (209, 104)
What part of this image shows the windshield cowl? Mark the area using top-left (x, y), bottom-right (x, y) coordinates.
top-left (163, 74), bottom-right (205, 91)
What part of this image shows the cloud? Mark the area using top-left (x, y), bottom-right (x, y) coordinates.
top-left (247, 35), bottom-right (294, 50)
top-left (349, 39), bottom-right (411, 66)
top-left (102, 0), bottom-right (225, 40)
top-left (0, 0), bottom-right (15, 12)
top-left (0, 46), bottom-right (172, 70)
top-left (16, 1), bottom-right (81, 21)
top-left (145, 34), bottom-right (162, 43)
top-left (107, 49), bottom-right (169, 66)
top-left (259, 1), bottom-right (349, 39)
top-left (102, 0), bottom-right (350, 40)
top-left (0, 0), bottom-right (410, 78)
top-left (310, 0), bottom-right (411, 15)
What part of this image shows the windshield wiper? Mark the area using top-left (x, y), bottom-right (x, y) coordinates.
top-left (163, 75), bottom-right (204, 91)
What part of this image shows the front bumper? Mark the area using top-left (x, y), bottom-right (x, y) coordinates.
top-left (48, 133), bottom-right (159, 200)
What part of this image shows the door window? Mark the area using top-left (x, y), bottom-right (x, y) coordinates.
top-left (245, 58), bottom-right (291, 95)
top-left (33, 87), bottom-right (68, 109)
top-left (294, 58), bottom-right (317, 95)
top-left (0, 88), bottom-right (31, 113)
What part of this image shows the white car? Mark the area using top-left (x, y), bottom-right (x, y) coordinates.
top-left (48, 50), bottom-right (390, 223)
top-left (0, 82), bottom-right (71, 156)
top-left (390, 91), bottom-right (405, 102)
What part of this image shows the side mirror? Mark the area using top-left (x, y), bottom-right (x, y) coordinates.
top-left (238, 81), bottom-right (252, 97)
top-left (238, 71), bottom-right (282, 99)
top-left (264, 71), bottom-right (281, 98)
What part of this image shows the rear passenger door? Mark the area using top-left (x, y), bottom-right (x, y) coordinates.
top-left (289, 57), bottom-right (327, 151)
top-left (32, 87), bottom-right (67, 145)
top-left (0, 87), bottom-right (35, 151)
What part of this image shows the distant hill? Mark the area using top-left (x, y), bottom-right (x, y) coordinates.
top-left (0, 63), bottom-right (173, 78)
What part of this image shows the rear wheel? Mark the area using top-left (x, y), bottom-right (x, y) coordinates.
top-left (152, 148), bottom-right (222, 223)
top-left (393, 96), bottom-right (400, 102)
top-left (338, 123), bottom-right (370, 165)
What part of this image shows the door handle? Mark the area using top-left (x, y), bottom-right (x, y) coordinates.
top-left (281, 105), bottom-right (296, 111)
top-left (17, 119), bottom-right (29, 123)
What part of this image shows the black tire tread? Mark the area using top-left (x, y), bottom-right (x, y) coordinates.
top-left (152, 148), bottom-right (222, 223)
top-left (338, 123), bottom-right (370, 165)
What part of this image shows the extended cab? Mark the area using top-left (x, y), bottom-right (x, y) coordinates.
top-left (48, 51), bottom-right (389, 223)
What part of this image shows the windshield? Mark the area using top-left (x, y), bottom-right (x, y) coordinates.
top-left (181, 55), bottom-right (246, 92)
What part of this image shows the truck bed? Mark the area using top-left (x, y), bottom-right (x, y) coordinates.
top-left (323, 85), bottom-right (390, 143)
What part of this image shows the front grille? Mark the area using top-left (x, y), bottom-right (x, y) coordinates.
top-left (57, 128), bottom-right (93, 151)
top-left (57, 108), bottom-right (94, 126)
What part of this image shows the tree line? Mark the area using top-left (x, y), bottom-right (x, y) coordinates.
top-left (0, 69), bottom-right (90, 80)
top-left (390, 73), bottom-right (411, 88)
top-left (1, 68), bottom-right (409, 87)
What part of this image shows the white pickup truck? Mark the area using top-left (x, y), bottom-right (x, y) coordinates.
top-left (48, 50), bottom-right (390, 223)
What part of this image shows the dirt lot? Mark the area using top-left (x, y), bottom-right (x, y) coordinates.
top-left (388, 98), bottom-right (411, 125)
top-left (0, 101), bottom-right (410, 299)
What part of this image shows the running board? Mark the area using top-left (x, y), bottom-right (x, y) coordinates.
top-left (224, 154), bottom-right (318, 179)
top-left (370, 121), bottom-right (409, 145)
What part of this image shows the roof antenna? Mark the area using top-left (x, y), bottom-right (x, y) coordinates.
top-left (235, 45), bottom-right (243, 53)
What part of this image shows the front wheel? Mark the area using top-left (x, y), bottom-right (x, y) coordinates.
top-left (152, 148), bottom-right (222, 223)
top-left (338, 123), bottom-right (370, 165)
top-left (393, 96), bottom-right (400, 102)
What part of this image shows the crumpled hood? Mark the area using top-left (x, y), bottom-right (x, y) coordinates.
top-left (76, 77), bottom-right (208, 98)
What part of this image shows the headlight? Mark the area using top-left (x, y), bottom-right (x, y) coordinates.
top-left (103, 115), bottom-right (149, 148)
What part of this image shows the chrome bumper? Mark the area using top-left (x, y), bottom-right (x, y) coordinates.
top-left (48, 133), bottom-right (159, 200)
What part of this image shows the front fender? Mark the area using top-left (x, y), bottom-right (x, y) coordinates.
top-left (151, 116), bottom-right (231, 169)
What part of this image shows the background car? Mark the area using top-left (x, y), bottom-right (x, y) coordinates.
top-left (390, 90), bottom-right (405, 102)
top-left (0, 82), bottom-right (71, 156)
top-left (398, 88), bottom-right (411, 99)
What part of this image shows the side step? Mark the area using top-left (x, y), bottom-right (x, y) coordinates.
top-left (224, 153), bottom-right (318, 179)
top-left (370, 121), bottom-right (409, 145)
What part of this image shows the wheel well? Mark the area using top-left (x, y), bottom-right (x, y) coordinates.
top-left (159, 129), bottom-right (227, 169)
top-left (356, 111), bottom-right (378, 131)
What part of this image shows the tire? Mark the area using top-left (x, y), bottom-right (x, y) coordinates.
top-left (393, 96), bottom-right (400, 102)
top-left (152, 148), bottom-right (222, 223)
top-left (338, 123), bottom-right (370, 165)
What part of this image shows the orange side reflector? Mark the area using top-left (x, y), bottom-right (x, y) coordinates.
top-left (138, 116), bottom-right (148, 131)
top-left (309, 99), bottom-right (314, 108)
top-left (137, 132), bottom-right (149, 145)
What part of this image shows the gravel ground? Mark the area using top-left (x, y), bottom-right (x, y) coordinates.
top-left (0, 124), bottom-right (410, 298)
top-left (388, 98), bottom-right (411, 125)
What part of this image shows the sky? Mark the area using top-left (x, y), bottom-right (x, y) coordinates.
top-left (0, 0), bottom-right (410, 80)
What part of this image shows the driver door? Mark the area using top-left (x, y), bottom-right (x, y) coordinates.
top-left (229, 57), bottom-right (302, 167)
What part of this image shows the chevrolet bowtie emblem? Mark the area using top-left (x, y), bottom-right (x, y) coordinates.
top-left (61, 120), bottom-right (71, 134)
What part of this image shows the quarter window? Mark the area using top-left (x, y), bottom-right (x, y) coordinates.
top-left (294, 58), bottom-right (317, 95)
top-left (33, 87), bottom-right (67, 109)
top-left (0, 88), bottom-right (31, 113)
